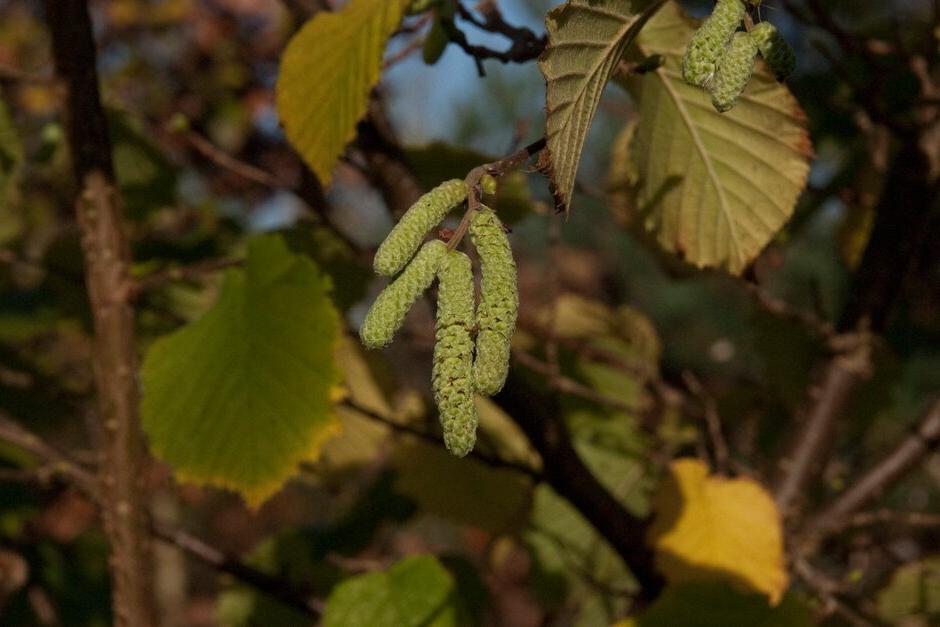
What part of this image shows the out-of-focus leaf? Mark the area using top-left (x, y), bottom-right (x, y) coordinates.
top-left (525, 484), bottom-right (636, 621)
top-left (647, 458), bottom-right (788, 604)
top-left (617, 581), bottom-right (812, 626)
top-left (877, 555), bottom-right (940, 625)
top-left (619, 1), bottom-right (812, 274)
top-left (109, 110), bottom-right (178, 217)
top-left (141, 234), bottom-right (342, 507)
top-left (607, 118), bottom-right (640, 224)
top-left (406, 143), bottom-right (532, 223)
top-left (539, 0), bottom-right (665, 213)
top-left (0, 93), bottom-right (23, 243)
top-left (391, 430), bottom-right (534, 534)
top-left (277, 0), bottom-right (408, 186)
top-left (323, 555), bottom-right (461, 627)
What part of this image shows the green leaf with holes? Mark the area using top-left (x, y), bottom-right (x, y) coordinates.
top-left (617, 1), bottom-right (812, 274)
top-left (539, 0), bottom-right (666, 214)
top-left (277, 0), bottom-right (408, 186)
top-left (141, 234), bottom-right (342, 507)
top-left (323, 555), bottom-right (462, 627)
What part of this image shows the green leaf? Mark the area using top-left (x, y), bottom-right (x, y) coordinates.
top-left (876, 555), bottom-right (940, 624)
top-left (323, 555), bottom-right (460, 627)
top-left (618, 582), bottom-right (812, 627)
top-left (277, 0), bottom-right (408, 186)
top-left (539, 0), bottom-right (666, 214)
top-left (619, 1), bottom-right (812, 274)
top-left (141, 234), bottom-right (342, 507)
top-left (0, 92), bottom-right (24, 243)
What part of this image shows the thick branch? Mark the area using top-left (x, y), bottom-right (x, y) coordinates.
top-left (44, 2), bottom-right (155, 624)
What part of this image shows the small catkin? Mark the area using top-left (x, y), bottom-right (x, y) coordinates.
top-left (432, 251), bottom-right (478, 457)
top-left (373, 179), bottom-right (468, 276)
top-left (710, 31), bottom-right (759, 113)
top-left (681, 0), bottom-right (745, 88)
top-left (360, 240), bottom-right (447, 349)
top-left (470, 208), bottom-right (518, 396)
top-left (751, 22), bottom-right (796, 81)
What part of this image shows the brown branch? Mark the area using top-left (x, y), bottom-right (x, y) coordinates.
top-left (774, 131), bottom-right (940, 525)
top-left (495, 371), bottom-right (664, 598)
top-left (0, 410), bottom-right (321, 618)
top-left (802, 399), bottom-right (940, 540)
top-left (44, 2), bottom-right (155, 624)
top-left (339, 399), bottom-right (542, 480)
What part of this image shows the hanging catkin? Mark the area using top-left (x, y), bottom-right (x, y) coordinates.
top-left (360, 240), bottom-right (447, 349)
top-left (432, 250), bottom-right (477, 457)
top-left (681, 0), bottom-right (745, 88)
top-left (751, 22), bottom-right (795, 81)
top-left (373, 179), bottom-right (467, 276)
top-left (469, 207), bottom-right (518, 395)
top-left (710, 31), bottom-right (759, 113)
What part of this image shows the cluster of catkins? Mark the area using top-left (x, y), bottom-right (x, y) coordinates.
top-left (681, 0), bottom-right (795, 112)
top-left (359, 179), bottom-right (519, 458)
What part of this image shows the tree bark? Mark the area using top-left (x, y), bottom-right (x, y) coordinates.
top-left (44, 1), bottom-right (156, 624)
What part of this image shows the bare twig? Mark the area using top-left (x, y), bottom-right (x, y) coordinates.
top-left (182, 130), bottom-right (284, 188)
top-left (44, 2), bottom-right (155, 623)
top-left (0, 410), bottom-right (321, 617)
top-left (339, 399), bottom-right (543, 480)
top-left (802, 399), bottom-right (940, 539)
top-left (130, 257), bottom-right (242, 297)
top-left (682, 372), bottom-right (731, 475)
top-left (795, 559), bottom-right (888, 627)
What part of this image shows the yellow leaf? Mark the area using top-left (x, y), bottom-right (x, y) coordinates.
top-left (276, 0), bottom-right (407, 186)
top-left (647, 458), bottom-right (788, 604)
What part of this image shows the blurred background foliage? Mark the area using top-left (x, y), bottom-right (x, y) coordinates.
top-left (0, 0), bottom-right (938, 625)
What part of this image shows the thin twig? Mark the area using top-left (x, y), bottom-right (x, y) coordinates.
top-left (130, 257), bottom-right (242, 297)
top-left (802, 399), bottom-right (940, 539)
top-left (682, 372), bottom-right (731, 475)
top-left (339, 400), bottom-right (543, 480)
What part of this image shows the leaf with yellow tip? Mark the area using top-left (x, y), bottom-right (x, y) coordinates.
top-left (647, 458), bottom-right (788, 604)
top-left (276, 0), bottom-right (408, 186)
top-left (141, 235), bottom-right (342, 507)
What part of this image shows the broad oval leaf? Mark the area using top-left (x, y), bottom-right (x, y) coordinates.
top-left (323, 555), bottom-right (459, 627)
top-left (276, 0), bottom-right (407, 186)
top-left (141, 235), bottom-right (342, 507)
top-left (620, 1), bottom-right (812, 274)
top-left (647, 458), bottom-right (788, 605)
top-left (539, 0), bottom-right (666, 214)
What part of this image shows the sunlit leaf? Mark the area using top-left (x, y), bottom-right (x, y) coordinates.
top-left (617, 581), bottom-right (812, 627)
top-left (539, 0), bottom-right (665, 213)
top-left (277, 0), bottom-right (408, 186)
top-left (141, 234), bottom-right (342, 507)
top-left (619, 1), bottom-right (812, 273)
top-left (323, 555), bottom-right (460, 627)
top-left (647, 458), bottom-right (788, 604)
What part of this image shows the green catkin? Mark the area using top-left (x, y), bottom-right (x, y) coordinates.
top-left (710, 31), bottom-right (759, 113)
top-left (373, 179), bottom-right (468, 276)
top-left (751, 22), bottom-right (796, 81)
top-left (470, 208), bottom-right (518, 396)
top-left (432, 251), bottom-right (477, 457)
top-left (360, 240), bottom-right (447, 349)
top-left (681, 0), bottom-right (745, 88)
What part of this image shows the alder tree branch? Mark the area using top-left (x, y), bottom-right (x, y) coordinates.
top-left (443, 2), bottom-right (547, 75)
top-left (0, 410), bottom-right (322, 618)
top-left (801, 398), bottom-right (940, 541)
top-left (774, 132), bottom-right (940, 525)
top-left (44, 1), bottom-right (155, 624)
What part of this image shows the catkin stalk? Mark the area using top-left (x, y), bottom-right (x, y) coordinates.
top-left (470, 208), bottom-right (518, 396)
top-left (710, 31), bottom-right (759, 113)
top-left (360, 240), bottom-right (447, 349)
top-left (432, 250), bottom-right (477, 457)
top-left (373, 179), bottom-right (468, 276)
top-left (681, 0), bottom-right (745, 88)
